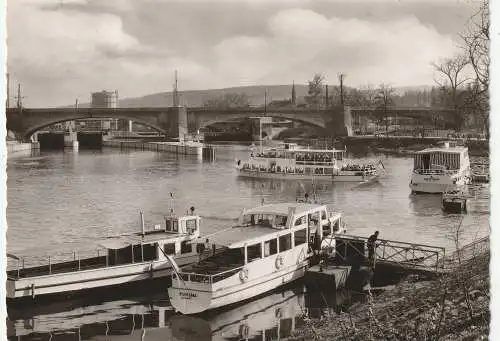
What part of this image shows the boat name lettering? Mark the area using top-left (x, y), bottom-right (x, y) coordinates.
top-left (179, 291), bottom-right (197, 298)
top-left (424, 176), bottom-right (440, 181)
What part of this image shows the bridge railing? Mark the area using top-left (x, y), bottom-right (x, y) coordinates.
top-left (334, 235), bottom-right (446, 273)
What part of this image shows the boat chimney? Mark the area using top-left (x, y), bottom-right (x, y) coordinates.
top-left (140, 210), bottom-right (145, 237)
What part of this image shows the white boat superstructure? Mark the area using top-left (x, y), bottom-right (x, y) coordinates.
top-left (7, 210), bottom-right (202, 301)
top-left (168, 202), bottom-right (346, 315)
top-left (409, 141), bottom-right (471, 194)
top-left (235, 143), bottom-right (381, 183)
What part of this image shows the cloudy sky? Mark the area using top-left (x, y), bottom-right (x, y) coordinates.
top-left (7, 0), bottom-right (479, 107)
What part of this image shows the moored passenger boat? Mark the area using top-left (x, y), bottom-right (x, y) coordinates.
top-left (409, 141), bottom-right (471, 194)
top-left (7, 209), bottom-right (202, 302)
top-left (235, 143), bottom-right (382, 183)
top-left (168, 202), bottom-right (346, 315)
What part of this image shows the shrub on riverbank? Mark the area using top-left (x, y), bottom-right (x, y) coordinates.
top-left (289, 242), bottom-right (490, 340)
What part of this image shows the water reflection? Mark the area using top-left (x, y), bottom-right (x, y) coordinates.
top-left (8, 283), bottom-right (358, 341)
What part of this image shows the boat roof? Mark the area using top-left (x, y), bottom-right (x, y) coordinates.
top-left (414, 146), bottom-right (468, 154)
top-left (98, 231), bottom-right (190, 249)
top-left (265, 147), bottom-right (344, 153)
top-left (243, 202), bottom-right (327, 216)
top-left (194, 225), bottom-right (282, 249)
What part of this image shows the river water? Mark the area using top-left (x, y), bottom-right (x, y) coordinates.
top-left (6, 145), bottom-right (490, 340)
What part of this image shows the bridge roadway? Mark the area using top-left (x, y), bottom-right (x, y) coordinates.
top-left (6, 106), bottom-right (455, 141)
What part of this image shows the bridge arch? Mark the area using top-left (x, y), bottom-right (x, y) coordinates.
top-left (196, 112), bottom-right (327, 131)
top-left (24, 114), bottom-right (166, 140)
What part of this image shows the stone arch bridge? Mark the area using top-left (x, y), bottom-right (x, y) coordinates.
top-left (6, 106), bottom-right (456, 141)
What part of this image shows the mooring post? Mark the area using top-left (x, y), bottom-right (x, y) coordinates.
top-left (48, 256), bottom-right (51, 274)
top-left (78, 252), bottom-right (81, 271)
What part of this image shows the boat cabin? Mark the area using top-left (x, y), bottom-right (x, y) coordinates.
top-left (181, 203), bottom-right (344, 282)
top-left (413, 144), bottom-right (469, 174)
top-left (6, 213), bottom-right (202, 281)
top-left (102, 214), bottom-right (201, 266)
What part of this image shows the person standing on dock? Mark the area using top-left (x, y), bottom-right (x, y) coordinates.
top-left (367, 231), bottom-right (379, 265)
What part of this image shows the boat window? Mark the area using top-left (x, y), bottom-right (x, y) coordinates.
top-left (165, 219), bottom-right (178, 232)
top-left (264, 238), bottom-right (278, 257)
top-left (332, 219), bottom-right (340, 233)
top-left (257, 214), bottom-right (274, 227)
top-left (294, 229), bottom-right (307, 246)
top-left (185, 219), bottom-right (197, 234)
top-left (294, 216), bottom-right (306, 226)
top-left (132, 244), bottom-right (146, 262)
top-left (279, 234), bottom-right (292, 252)
top-left (163, 243), bottom-right (176, 255)
top-left (308, 212), bottom-right (320, 225)
top-left (143, 243), bottom-right (158, 261)
top-left (323, 223), bottom-right (331, 237)
top-left (247, 243), bottom-right (262, 262)
top-left (275, 215), bottom-right (288, 228)
top-left (180, 241), bottom-right (192, 254)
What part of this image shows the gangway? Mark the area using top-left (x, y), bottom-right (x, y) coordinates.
top-left (331, 235), bottom-right (446, 276)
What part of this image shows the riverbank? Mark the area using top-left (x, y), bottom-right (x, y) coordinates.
top-left (6, 141), bottom-right (40, 158)
top-left (283, 136), bottom-right (489, 157)
top-left (341, 136), bottom-right (489, 157)
top-left (289, 238), bottom-right (490, 340)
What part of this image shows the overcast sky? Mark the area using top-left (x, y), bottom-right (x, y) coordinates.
top-left (7, 0), bottom-right (480, 107)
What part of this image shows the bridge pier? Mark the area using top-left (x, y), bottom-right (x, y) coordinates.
top-left (160, 106), bottom-right (188, 142)
top-left (64, 131), bottom-right (79, 150)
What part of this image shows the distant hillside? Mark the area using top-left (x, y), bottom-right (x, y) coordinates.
top-left (72, 84), bottom-right (433, 108)
top-left (120, 84), bottom-right (310, 108)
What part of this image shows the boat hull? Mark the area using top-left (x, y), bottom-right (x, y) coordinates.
top-left (409, 172), bottom-right (470, 194)
top-left (7, 254), bottom-right (199, 301)
top-left (236, 170), bottom-right (377, 183)
top-left (168, 261), bottom-right (308, 315)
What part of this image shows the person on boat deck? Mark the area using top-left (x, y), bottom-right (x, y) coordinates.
top-left (367, 231), bottom-right (379, 264)
top-left (205, 238), bottom-right (210, 254)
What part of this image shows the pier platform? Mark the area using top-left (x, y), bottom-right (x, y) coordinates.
top-left (305, 265), bottom-right (351, 290)
top-left (103, 140), bottom-right (216, 159)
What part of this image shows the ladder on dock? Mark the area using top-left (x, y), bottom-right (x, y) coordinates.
top-left (333, 235), bottom-right (447, 275)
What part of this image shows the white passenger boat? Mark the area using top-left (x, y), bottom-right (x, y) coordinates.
top-left (7, 209), bottom-right (202, 302)
top-left (409, 141), bottom-right (471, 194)
top-left (235, 143), bottom-right (382, 183)
top-left (168, 202), bottom-right (346, 315)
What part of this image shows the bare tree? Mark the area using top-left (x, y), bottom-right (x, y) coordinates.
top-left (374, 84), bottom-right (395, 135)
top-left (432, 54), bottom-right (470, 130)
top-left (305, 73), bottom-right (325, 107)
top-left (460, 0), bottom-right (489, 138)
top-left (203, 93), bottom-right (250, 108)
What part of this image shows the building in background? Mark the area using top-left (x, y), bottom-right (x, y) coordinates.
top-left (91, 90), bottom-right (119, 108)
top-left (76, 90), bottom-right (121, 131)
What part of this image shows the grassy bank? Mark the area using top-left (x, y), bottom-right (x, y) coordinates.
top-left (289, 238), bottom-right (490, 341)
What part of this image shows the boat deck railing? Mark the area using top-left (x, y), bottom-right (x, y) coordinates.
top-left (333, 235), bottom-right (446, 273)
top-left (174, 264), bottom-right (245, 285)
top-left (413, 168), bottom-right (459, 176)
top-left (6, 248), bottom-right (158, 279)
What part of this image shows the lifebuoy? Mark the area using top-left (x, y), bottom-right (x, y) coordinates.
top-left (275, 255), bottom-right (284, 269)
top-left (239, 268), bottom-right (249, 282)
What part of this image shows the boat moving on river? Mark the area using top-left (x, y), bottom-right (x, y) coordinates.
top-left (168, 202), bottom-right (346, 315)
top-left (235, 143), bottom-right (383, 183)
top-left (409, 141), bottom-right (471, 194)
top-left (7, 209), bottom-right (202, 302)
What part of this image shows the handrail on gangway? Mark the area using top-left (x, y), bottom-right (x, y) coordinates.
top-left (332, 234), bottom-right (446, 273)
